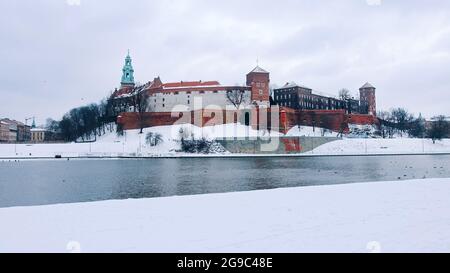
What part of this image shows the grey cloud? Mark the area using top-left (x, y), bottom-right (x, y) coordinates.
top-left (0, 0), bottom-right (449, 124)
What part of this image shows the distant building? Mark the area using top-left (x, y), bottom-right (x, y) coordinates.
top-left (273, 82), bottom-right (376, 116)
top-left (31, 128), bottom-right (47, 142)
top-left (0, 119), bottom-right (31, 142)
top-left (16, 121), bottom-right (31, 142)
top-left (0, 121), bottom-right (11, 142)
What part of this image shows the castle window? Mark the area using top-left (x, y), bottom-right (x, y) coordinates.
top-left (200, 91), bottom-right (205, 94)
top-left (163, 104), bottom-right (165, 108)
top-left (187, 91), bottom-right (191, 94)
top-left (188, 100), bottom-right (190, 104)
top-left (174, 92), bottom-right (179, 95)
top-left (213, 90), bottom-right (218, 93)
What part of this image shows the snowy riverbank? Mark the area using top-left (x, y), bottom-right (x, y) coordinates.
top-left (1, 178), bottom-right (450, 253)
top-left (1, 124), bottom-right (450, 159)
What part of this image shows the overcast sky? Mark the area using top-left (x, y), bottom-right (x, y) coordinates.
top-left (1, 0), bottom-right (449, 124)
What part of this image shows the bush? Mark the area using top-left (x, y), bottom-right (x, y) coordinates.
top-left (180, 138), bottom-right (226, 154)
top-left (146, 132), bottom-right (163, 146)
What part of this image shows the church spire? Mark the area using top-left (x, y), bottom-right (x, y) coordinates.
top-left (121, 50), bottom-right (135, 88)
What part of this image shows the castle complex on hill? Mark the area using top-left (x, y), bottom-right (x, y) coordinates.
top-left (110, 52), bottom-right (378, 133)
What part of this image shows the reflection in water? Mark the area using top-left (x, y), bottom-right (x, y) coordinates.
top-left (0, 155), bottom-right (449, 208)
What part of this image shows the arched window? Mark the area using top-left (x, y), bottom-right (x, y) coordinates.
top-left (245, 112), bottom-right (250, 126)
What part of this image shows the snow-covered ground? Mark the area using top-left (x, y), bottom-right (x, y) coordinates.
top-left (0, 123), bottom-right (276, 158)
top-left (1, 178), bottom-right (450, 253)
top-left (0, 123), bottom-right (449, 158)
top-left (310, 138), bottom-right (450, 155)
top-left (285, 125), bottom-right (340, 137)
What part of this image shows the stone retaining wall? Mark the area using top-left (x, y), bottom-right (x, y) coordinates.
top-left (217, 136), bottom-right (339, 154)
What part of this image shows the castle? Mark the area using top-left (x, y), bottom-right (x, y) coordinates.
top-left (110, 52), bottom-right (377, 133)
top-left (111, 52), bottom-right (272, 114)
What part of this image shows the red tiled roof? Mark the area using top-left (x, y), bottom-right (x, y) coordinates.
top-left (162, 81), bottom-right (220, 88)
top-left (112, 78), bottom-right (249, 97)
top-left (112, 87), bottom-right (134, 98)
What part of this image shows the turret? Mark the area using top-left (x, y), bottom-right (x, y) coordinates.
top-left (121, 50), bottom-right (135, 88)
top-left (359, 82), bottom-right (376, 116)
top-left (246, 66), bottom-right (270, 107)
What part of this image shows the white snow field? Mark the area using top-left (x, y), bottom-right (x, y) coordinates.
top-left (1, 178), bottom-right (450, 253)
top-left (0, 123), bottom-right (449, 158)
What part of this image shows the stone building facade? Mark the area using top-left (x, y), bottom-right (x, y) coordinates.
top-left (31, 128), bottom-right (47, 142)
top-left (0, 119), bottom-right (31, 142)
top-left (273, 82), bottom-right (376, 116)
top-left (0, 120), bottom-right (11, 142)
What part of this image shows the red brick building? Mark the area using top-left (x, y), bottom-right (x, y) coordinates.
top-left (273, 82), bottom-right (377, 116)
top-left (246, 66), bottom-right (270, 106)
top-left (359, 82), bottom-right (377, 116)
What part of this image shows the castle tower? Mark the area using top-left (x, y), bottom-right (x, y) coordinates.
top-left (359, 82), bottom-right (376, 116)
top-left (120, 50), bottom-right (135, 88)
top-left (246, 66), bottom-right (270, 107)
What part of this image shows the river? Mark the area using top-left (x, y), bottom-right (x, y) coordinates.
top-left (0, 155), bottom-right (449, 208)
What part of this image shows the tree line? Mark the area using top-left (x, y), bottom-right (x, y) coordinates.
top-left (44, 90), bottom-right (449, 143)
top-left (45, 98), bottom-right (117, 142)
top-left (45, 87), bottom-right (150, 142)
top-left (378, 108), bottom-right (449, 143)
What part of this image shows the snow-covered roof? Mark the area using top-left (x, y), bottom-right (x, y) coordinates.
top-left (164, 85), bottom-right (222, 90)
top-left (360, 82), bottom-right (375, 89)
top-left (282, 82), bottom-right (312, 90)
top-left (249, 66), bottom-right (269, 74)
top-left (31, 128), bottom-right (47, 132)
top-left (162, 81), bottom-right (220, 89)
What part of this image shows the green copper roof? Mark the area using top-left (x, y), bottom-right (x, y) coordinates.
top-left (121, 50), bottom-right (135, 85)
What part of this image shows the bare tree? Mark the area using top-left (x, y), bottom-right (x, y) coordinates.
top-left (428, 115), bottom-right (449, 144)
top-left (338, 88), bottom-right (351, 101)
top-left (390, 108), bottom-right (414, 136)
top-left (377, 110), bottom-right (393, 138)
top-left (133, 87), bottom-right (150, 134)
top-left (226, 89), bottom-right (249, 109)
top-left (408, 113), bottom-right (426, 138)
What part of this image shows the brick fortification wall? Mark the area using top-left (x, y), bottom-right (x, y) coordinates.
top-left (347, 114), bottom-right (380, 126)
top-left (118, 109), bottom-right (255, 130)
top-left (117, 107), bottom-right (379, 134)
top-left (281, 109), bottom-right (349, 134)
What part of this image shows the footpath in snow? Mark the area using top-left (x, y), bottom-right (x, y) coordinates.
top-left (1, 178), bottom-right (450, 253)
top-left (1, 124), bottom-right (450, 158)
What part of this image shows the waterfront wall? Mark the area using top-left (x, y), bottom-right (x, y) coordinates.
top-left (217, 136), bottom-right (339, 154)
top-left (117, 107), bottom-right (379, 134)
